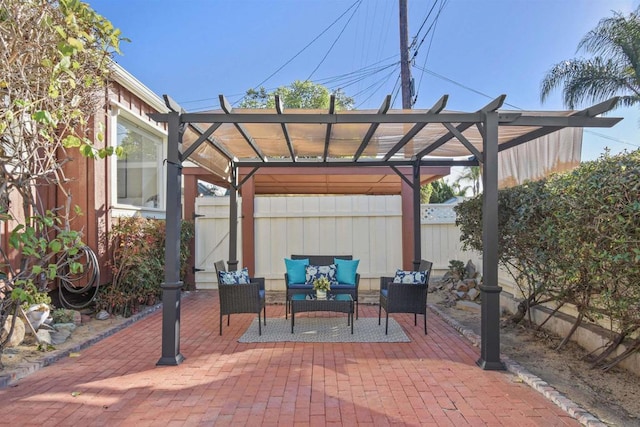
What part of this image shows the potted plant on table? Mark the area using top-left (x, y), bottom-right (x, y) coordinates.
top-left (313, 276), bottom-right (331, 300)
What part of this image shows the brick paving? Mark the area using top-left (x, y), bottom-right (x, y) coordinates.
top-left (0, 290), bottom-right (581, 426)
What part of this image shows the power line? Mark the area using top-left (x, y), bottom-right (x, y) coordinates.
top-left (413, 65), bottom-right (638, 149)
top-left (320, 62), bottom-right (399, 91)
top-left (351, 65), bottom-right (399, 101)
top-left (390, 73), bottom-right (402, 108)
top-left (306, 0), bottom-right (364, 81)
top-left (356, 68), bottom-right (400, 109)
top-left (584, 130), bottom-right (640, 148)
top-left (413, 0), bottom-right (447, 105)
top-left (314, 55), bottom-right (398, 85)
top-left (411, 0), bottom-right (439, 48)
top-left (413, 64), bottom-right (522, 109)
top-left (231, 0), bottom-right (363, 106)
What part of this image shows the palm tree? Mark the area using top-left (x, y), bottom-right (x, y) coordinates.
top-left (455, 166), bottom-right (482, 196)
top-left (540, 7), bottom-right (640, 109)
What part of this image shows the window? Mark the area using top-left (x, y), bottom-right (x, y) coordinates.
top-left (116, 117), bottom-right (163, 209)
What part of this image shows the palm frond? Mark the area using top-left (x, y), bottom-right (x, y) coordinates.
top-left (577, 8), bottom-right (640, 84)
top-left (578, 10), bottom-right (639, 56)
top-left (540, 58), bottom-right (640, 108)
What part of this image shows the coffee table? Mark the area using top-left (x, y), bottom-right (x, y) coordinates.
top-left (290, 293), bottom-right (354, 334)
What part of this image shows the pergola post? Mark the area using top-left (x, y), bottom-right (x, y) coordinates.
top-left (412, 162), bottom-right (421, 270)
top-left (477, 111), bottom-right (505, 370)
top-left (157, 111), bottom-right (185, 366)
top-left (228, 166), bottom-right (239, 271)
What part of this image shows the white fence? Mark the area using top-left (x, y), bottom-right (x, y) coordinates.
top-left (194, 195), bottom-right (481, 290)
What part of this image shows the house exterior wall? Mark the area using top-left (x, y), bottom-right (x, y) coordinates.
top-left (1, 66), bottom-right (169, 287)
top-left (75, 78), bottom-right (168, 285)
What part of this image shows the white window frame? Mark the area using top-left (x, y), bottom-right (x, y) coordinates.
top-left (109, 103), bottom-right (167, 218)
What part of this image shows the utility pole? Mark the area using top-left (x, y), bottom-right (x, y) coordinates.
top-left (399, 0), bottom-right (412, 109)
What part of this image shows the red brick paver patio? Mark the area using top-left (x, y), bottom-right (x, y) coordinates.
top-left (0, 291), bottom-right (578, 426)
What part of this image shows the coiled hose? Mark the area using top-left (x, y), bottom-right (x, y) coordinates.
top-left (58, 245), bottom-right (100, 309)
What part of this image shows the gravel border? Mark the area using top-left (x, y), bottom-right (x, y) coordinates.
top-left (428, 303), bottom-right (607, 427)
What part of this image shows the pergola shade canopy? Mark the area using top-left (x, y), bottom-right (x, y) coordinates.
top-left (160, 94), bottom-right (621, 184)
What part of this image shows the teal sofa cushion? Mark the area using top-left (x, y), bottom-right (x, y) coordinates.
top-left (285, 258), bottom-right (309, 284)
top-left (334, 258), bottom-right (359, 286)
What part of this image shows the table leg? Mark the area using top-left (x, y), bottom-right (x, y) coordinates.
top-left (291, 308), bottom-right (295, 333)
top-left (350, 301), bottom-right (354, 334)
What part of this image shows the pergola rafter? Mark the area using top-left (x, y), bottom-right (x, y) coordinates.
top-left (354, 94), bottom-right (391, 161)
top-left (219, 94), bottom-right (267, 161)
top-left (275, 95), bottom-right (296, 162)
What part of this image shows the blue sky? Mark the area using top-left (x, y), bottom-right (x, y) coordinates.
top-left (89, 0), bottom-right (640, 161)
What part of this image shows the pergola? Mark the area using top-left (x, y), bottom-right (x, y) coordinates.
top-left (150, 94), bottom-right (621, 370)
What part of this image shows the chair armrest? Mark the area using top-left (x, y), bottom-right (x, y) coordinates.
top-left (354, 273), bottom-right (361, 287)
top-left (284, 273), bottom-right (290, 288)
top-left (251, 276), bottom-right (265, 291)
top-left (380, 276), bottom-right (394, 292)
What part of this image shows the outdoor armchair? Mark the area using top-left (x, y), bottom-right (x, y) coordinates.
top-left (215, 260), bottom-right (266, 335)
top-left (378, 260), bottom-right (433, 335)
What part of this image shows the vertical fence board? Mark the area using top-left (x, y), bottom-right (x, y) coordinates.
top-left (196, 195), bottom-right (480, 290)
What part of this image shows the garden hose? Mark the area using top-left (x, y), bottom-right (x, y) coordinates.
top-left (57, 245), bottom-right (101, 310)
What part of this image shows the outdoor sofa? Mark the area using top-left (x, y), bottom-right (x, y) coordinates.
top-left (284, 255), bottom-right (360, 319)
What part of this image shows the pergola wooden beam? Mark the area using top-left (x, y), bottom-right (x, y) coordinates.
top-left (323, 95), bottom-right (336, 162)
top-left (275, 95), bottom-right (296, 162)
top-left (354, 95), bottom-right (391, 161)
top-left (413, 95), bottom-right (505, 160)
top-left (382, 95), bottom-right (448, 161)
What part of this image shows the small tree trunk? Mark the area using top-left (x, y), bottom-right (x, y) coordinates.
top-left (601, 338), bottom-right (640, 372)
top-left (587, 331), bottom-right (628, 367)
top-left (510, 300), bottom-right (528, 324)
top-left (556, 312), bottom-right (583, 351)
top-left (537, 303), bottom-right (565, 331)
top-left (510, 294), bottom-right (537, 324)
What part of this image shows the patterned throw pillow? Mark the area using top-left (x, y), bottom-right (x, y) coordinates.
top-left (305, 264), bottom-right (338, 286)
top-left (392, 270), bottom-right (426, 284)
top-left (219, 268), bottom-right (251, 284)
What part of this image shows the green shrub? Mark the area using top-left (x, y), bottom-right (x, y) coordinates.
top-left (52, 308), bottom-right (75, 324)
top-left (455, 149), bottom-right (640, 369)
top-left (95, 217), bottom-right (194, 317)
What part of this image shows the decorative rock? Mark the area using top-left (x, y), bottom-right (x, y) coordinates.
top-left (467, 288), bottom-right (480, 301)
top-left (455, 291), bottom-right (467, 300)
top-left (456, 282), bottom-right (469, 292)
top-left (81, 314), bottom-right (91, 324)
top-left (464, 260), bottom-right (477, 279)
top-left (1, 315), bottom-right (25, 347)
top-left (36, 329), bottom-right (52, 345)
top-left (69, 310), bottom-right (82, 326)
top-left (456, 300), bottom-right (481, 312)
top-left (96, 310), bottom-right (110, 320)
top-left (25, 303), bottom-right (50, 331)
top-left (463, 279), bottom-right (477, 289)
top-left (50, 328), bottom-right (71, 345)
top-left (54, 323), bottom-right (77, 333)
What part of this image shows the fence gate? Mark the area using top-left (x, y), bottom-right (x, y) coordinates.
top-left (194, 197), bottom-right (241, 289)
